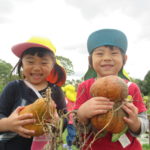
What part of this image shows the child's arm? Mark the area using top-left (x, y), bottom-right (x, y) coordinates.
top-left (124, 82), bottom-right (149, 136)
top-left (77, 97), bottom-right (114, 124)
top-left (122, 103), bottom-right (141, 133)
top-left (0, 106), bottom-right (35, 138)
top-left (122, 102), bottom-right (149, 136)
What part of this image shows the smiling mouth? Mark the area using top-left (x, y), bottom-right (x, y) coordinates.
top-left (101, 64), bottom-right (113, 67)
top-left (101, 65), bottom-right (113, 69)
top-left (31, 73), bottom-right (42, 79)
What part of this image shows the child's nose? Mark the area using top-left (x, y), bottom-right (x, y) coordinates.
top-left (32, 64), bottom-right (42, 70)
top-left (103, 54), bottom-right (112, 60)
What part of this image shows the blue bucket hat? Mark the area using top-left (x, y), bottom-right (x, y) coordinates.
top-left (84, 29), bottom-right (128, 80)
top-left (87, 29), bottom-right (128, 54)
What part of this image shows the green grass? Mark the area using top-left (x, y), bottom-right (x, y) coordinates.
top-left (142, 144), bottom-right (150, 150)
top-left (147, 109), bottom-right (150, 114)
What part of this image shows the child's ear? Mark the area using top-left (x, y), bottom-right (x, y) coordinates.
top-left (123, 55), bottom-right (127, 65)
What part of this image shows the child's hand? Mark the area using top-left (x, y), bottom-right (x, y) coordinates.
top-left (77, 97), bottom-right (114, 123)
top-left (7, 106), bottom-right (36, 138)
top-left (122, 102), bottom-right (141, 134)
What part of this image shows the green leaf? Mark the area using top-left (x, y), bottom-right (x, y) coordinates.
top-left (111, 127), bottom-right (128, 142)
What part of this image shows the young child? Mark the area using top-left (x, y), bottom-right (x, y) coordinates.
top-left (0, 37), bottom-right (67, 150)
top-left (75, 29), bottom-right (149, 150)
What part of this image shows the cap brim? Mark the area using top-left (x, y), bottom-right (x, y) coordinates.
top-left (12, 42), bottom-right (53, 58)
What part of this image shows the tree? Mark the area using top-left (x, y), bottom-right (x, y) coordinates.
top-left (56, 56), bottom-right (74, 76)
top-left (143, 70), bottom-right (150, 96)
top-left (0, 59), bottom-right (12, 79)
top-left (0, 59), bottom-right (13, 92)
top-left (65, 78), bottom-right (83, 88)
top-left (133, 78), bottom-right (146, 96)
top-left (56, 56), bottom-right (84, 87)
top-left (134, 70), bottom-right (150, 96)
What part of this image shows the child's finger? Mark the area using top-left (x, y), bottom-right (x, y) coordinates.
top-left (94, 109), bottom-right (108, 115)
top-left (122, 105), bottom-right (133, 117)
top-left (96, 104), bottom-right (113, 110)
top-left (94, 97), bottom-right (110, 102)
top-left (18, 118), bottom-right (36, 126)
top-left (18, 132), bottom-right (32, 139)
top-left (96, 101), bottom-right (114, 105)
top-left (123, 116), bottom-right (132, 124)
top-left (19, 133), bottom-right (31, 139)
top-left (18, 113), bottom-right (34, 120)
top-left (19, 127), bottom-right (35, 137)
top-left (123, 103), bottom-right (138, 114)
top-left (13, 106), bottom-right (25, 114)
top-left (93, 97), bottom-right (114, 106)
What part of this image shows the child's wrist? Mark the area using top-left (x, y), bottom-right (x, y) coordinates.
top-left (0, 118), bottom-right (10, 132)
top-left (129, 118), bottom-right (141, 134)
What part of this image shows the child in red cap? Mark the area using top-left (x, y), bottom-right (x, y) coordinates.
top-left (0, 37), bottom-right (67, 150)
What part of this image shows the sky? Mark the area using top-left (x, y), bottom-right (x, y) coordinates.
top-left (0, 0), bottom-right (150, 80)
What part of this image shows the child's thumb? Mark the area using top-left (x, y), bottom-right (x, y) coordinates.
top-left (15, 106), bottom-right (25, 113)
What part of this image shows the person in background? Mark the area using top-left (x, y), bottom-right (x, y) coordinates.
top-left (0, 37), bottom-right (67, 150)
top-left (62, 84), bottom-right (77, 150)
top-left (75, 29), bottom-right (149, 150)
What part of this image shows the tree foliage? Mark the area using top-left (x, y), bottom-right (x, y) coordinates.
top-left (0, 59), bottom-right (13, 92)
top-left (0, 59), bottom-right (12, 79)
top-left (142, 71), bottom-right (150, 96)
top-left (56, 56), bottom-right (74, 76)
top-left (132, 70), bottom-right (150, 96)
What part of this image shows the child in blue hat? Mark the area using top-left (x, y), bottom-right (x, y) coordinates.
top-left (74, 29), bottom-right (148, 150)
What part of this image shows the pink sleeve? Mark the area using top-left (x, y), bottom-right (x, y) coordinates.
top-left (128, 82), bottom-right (147, 113)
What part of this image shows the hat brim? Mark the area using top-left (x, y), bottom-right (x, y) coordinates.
top-left (12, 42), bottom-right (53, 58)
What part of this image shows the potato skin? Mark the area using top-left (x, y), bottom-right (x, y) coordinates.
top-left (90, 75), bottom-right (128, 102)
top-left (90, 75), bottom-right (128, 133)
top-left (19, 98), bottom-right (55, 136)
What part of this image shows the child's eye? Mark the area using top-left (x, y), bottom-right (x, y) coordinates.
top-left (95, 51), bottom-right (103, 55)
top-left (42, 62), bottom-right (48, 65)
top-left (97, 52), bottom-right (103, 56)
top-left (112, 51), bottom-right (119, 55)
top-left (28, 61), bottom-right (34, 64)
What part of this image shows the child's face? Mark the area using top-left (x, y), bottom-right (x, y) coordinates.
top-left (22, 54), bottom-right (54, 85)
top-left (91, 46), bottom-right (127, 77)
